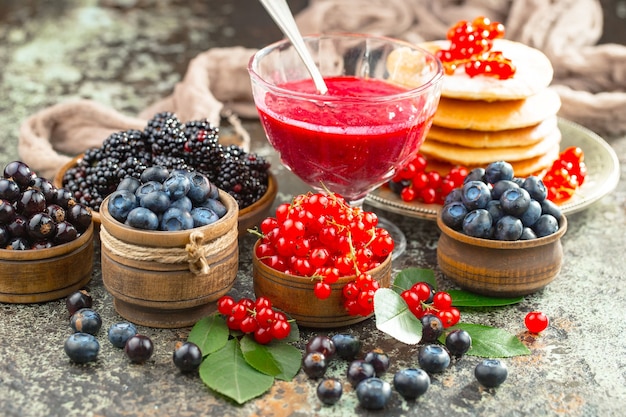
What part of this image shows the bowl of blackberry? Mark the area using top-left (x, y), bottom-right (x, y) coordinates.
top-left (436, 161), bottom-right (567, 297)
top-left (54, 112), bottom-right (277, 237)
top-left (0, 160), bottom-right (94, 303)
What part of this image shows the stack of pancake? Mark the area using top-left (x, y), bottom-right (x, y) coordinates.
top-left (409, 39), bottom-right (561, 177)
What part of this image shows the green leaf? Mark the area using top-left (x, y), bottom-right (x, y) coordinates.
top-left (240, 335), bottom-right (301, 381)
top-left (374, 288), bottom-right (422, 344)
top-left (187, 314), bottom-right (229, 355)
top-left (448, 290), bottom-right (524, 307)
top-left (392, 267), bottom-right (437, 294)
top-left (446, 323), bottom-right (530, 358)
top-left (199, 339), bottom-right (274, 404)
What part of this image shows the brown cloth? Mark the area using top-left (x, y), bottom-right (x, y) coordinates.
top-left (18, 0), bottom-right (626, 180)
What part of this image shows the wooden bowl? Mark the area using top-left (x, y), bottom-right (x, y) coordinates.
top-left (99, 190), bottom-right (239, 328)
top-left (0, 223), bottom-right (94, 303)
top-left (252, 241), bottom-right (393, 328)
top-left (436, 213), bottom-right (567, 297)
top-left (53, 154), bottom-right (278, 238)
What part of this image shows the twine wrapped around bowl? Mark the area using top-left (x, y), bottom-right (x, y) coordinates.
top-left (99, 190), bottom-right (239, 328)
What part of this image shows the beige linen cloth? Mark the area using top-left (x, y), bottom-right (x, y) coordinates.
top-left (19, 0), bottom-right (626, 180)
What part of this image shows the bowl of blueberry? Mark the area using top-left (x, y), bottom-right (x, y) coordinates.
top-left (0, 161), bottom-right (94, 303)
top-left (436, 161), bottom-right (567, 297)
top-left (98, 166), bottom-right (240, 328)
top-left (54, 112), bottom-right (277, 237)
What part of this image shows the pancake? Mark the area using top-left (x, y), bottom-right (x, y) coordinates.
top-left (418, 39), bottom-right (554, 101)
top-left (426, 116), bottom-right (558, 148)
top-left (432, 88), bottom-right (561, 131)
top-left (425, 144), bottom-right (560, 178)
top-left (420, 128), bottom-right (561, 166)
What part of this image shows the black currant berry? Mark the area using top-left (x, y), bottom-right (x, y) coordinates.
top-left (445, 329), bottom-right (472, 357)
top-left (27, 213), bottom-right (57, 241)
top-left (305, 335), bottom-right (336, 360)
top-left (474, 359), bottom-right (508, 388)
top-left (316, 378), bottom-right (343, 405)
top-left (363, 349), bottom-right (390, 376)
top-left (347, 359), bottom-right (376, 386)
top-left (331, 333), bottom-right (361, 360)
top-left (302, 352), bottom-right (328, 379)
top-left (4, 161), bottom-right (35, 190)
top-left (66, 290), bottom-right (93, 316)
top-left (173, 341), bottom-right (203, 373)
top-left (125, 334), bottom-right (154, 364)
top-left (420, 314), bottom-right (444, 343)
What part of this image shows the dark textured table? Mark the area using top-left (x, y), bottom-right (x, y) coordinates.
top-left (1, 1), bottom-right (625, 416)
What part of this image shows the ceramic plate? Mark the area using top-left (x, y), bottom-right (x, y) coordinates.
top-left (365, 118), bottom-right (620, 220)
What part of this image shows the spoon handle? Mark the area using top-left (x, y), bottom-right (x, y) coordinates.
top-left (259, 0), bottom-right (328, 94)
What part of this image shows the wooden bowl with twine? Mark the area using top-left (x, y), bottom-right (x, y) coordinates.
top-left (54, 154), bottom-right (278, 238)
top-left (0, 222), bottom-right (94, 304)
top-left (252, 240), bottom-right (393, 328)
top-left (436, 213), bottom-right (567, 297)
top-left (99, 190), bottom-right (239, 328)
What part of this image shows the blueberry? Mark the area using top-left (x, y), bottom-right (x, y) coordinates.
top-left (316, 378), bottom-right (343, 405)
top-left (420, 314), bottom-right (444, 343)
top-left (355, 377), bottom-right (392, 410)
top-left (347, 359), bottom-right (376, 386)
top-left (163, 173), bottom-right (191, 201)
top-left (64, 332), bottom-right (100, 363)
top-left (443, 187), bottom-right (463, 205)
top-left (461, 181), bottom-right (491, 210)
top-left (124, 334), bottom-right (154, 364)
top-left (445, 329), bottom-right (472, 357)
top-left (135, 181), bottom-right (164, 200)
top-left (540, 198), bottom-right (562, 219)
top-left (417, 344), bottom-right (450, 374)
top-left (462, 209), bottom-right (493, 238)
top-left (389, 179), bottom-right (410, 195)
top-left (108, 322), bottom-right (138, 348)
top-left (66, 290), bottom-right (93, 316)
top-left (441, 201), bottom-right (467, 230)
top-left (474, 359), bottom-right (508, 388)
top-left (173, 341), bottom-right (203, 373)
top-left (520, 199), bottom-right (542, 227)
top-left (125, 207), bottom-right (159, 230)
top-left (484, 161), bottom-right (514, 184)
top-left (494, 215), bottom-right (523, 241)
top-left (485, 199), bottom-right (505, 225)
top-left (500, 187), bottom-right (531, 217)
top-left (331, 334), bottom-right (361, 360)
top-left (70, 308), bottom-right (102, 335)
top-left (187, 172), bottom-right (213, 204)
top-left (302, 352), bottom-right (328, 379)
top-left (199, 197), bottom-right (227, 218)
top-left (160, 207), bottom-right (194, 231)
top-left (140, 166), bottom-right (170, 183)
top-left (522, 176), bottom-right (548, 201)
top-left (491, 180), bottom-right (519, 200)
top-left (533, 214), bottom-right (559, 237)
top-left (305, 335), bottom-right (336, 359)
top-left (140, 190), bottom-right (171, 214)
top-left (520, 227), bottom-right (537, 240)
top-left (463, 167), bottom-right (486, 184)
top-left (191, 207), bottom-right (220, 227)
top-left (170, 196), bottom-right (193, 212)
top-left (363, 349), bottom-right (390, 376)
top-left (116, 176), bottom-right (142, 194)
top-left (393, 368), bottom-right (430, 400)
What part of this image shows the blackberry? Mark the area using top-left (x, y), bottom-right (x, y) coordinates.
top-left (215, 147), bottom-right (269, 208)
top-left (183, 120), bottom-right (222, 176)
top-left (144, 112), bottom-right (187, 158)
top-left (152, 155), bottom-right (192, 172)
top-left (116, 156), bottom-right (149, 180)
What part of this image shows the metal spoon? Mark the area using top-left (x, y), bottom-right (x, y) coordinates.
top-left (259, 0), bottom-right (328, 95)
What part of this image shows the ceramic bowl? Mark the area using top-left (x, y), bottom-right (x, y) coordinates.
top-left (53, 154), bottom-right (277, 237)
top-left (436, 213), bottom-right (567, 297)
top-left (252, 240), bottom-right (393, 328)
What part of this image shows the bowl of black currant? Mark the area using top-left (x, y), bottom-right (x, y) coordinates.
top-left (436, 161), bottom-right (567, 297)
top-left (0, 161), bottom-right (94, 303)
top-left (54, 112), bottom-right (277, 237)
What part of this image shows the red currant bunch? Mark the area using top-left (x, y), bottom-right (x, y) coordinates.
top-left (436, 16), bottom-right (516, 79)
top-left (542, 146), bottom-right (587, 204)
top-left (342, 272), bottom-right (380, 317)
top-left (254, 192), bottom-right (393, 316)
top-left (401, 283), bottom-right (460, 328)
top-left (388, 153), bottom-right (468, 205)
top-left (217, 295), bottom-right (291, 344)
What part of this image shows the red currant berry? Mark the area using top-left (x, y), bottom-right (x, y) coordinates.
top-left (217, 295), bottom-right (235, 315)
top-left (524, 311), bottom-right (549, 333)
top-left (433, 291), bottom-right (453, 310)
top-left (254, 326), bottom-right (273, 344)
top-left (270, 320), bottom-right (291, 340)
top-left (314, 281), bottom-right (332, 300)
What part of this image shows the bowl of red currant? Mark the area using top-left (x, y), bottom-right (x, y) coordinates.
top-left (0, 161), bottom-right (94, 303)
top-left (251, 192), bottom-right (393, 328)
top-left (436, 161), bottom-right (567, 297)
